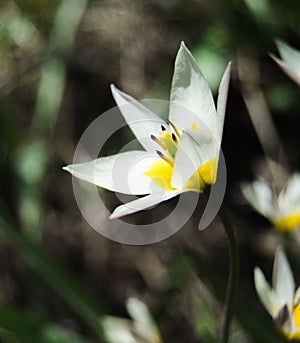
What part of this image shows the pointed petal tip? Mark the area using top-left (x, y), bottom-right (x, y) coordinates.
top-left (254, 266), bottom-right (263, 281)
top-left (274, 38), bottom-right (286, 51)
top-left (109, 208), bottom-right (131, 220)
top-left (221, 62), bottom-right (232, 80)
top-left (254, 266), bottom-right (260, 273)
top-left (110, 84), bottom-right (127, 99)
top-left (270, 53), bottom-right (282, 65)
top-left (178, 41), bottom-right (191, 55)
top-left (110, 83), bottom-right (119, 94)
top-left (222, 61), bottom-right (232, 76)
top-left (109, 205), bottom-right (127, 220)
top-left (253, 267), bottom-right (264, 287)
top-left (226, 61), bottom-right (232, 69)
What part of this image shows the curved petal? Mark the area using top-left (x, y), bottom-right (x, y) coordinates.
top-left (271, 55), bottom-right (300, 87)
top-left (216, 62), bottom-right (231, 142)
top-left (102, 316), bottom-right (136, 343)
top-left (271, 40), bottom-right (300, 86)
top-left (110, 189), bottom-right (182, 219)
top-left (278, 173), bottom-right (300, 213)
top-left (126, 298), bottom-right (160, 343)
top-left (169, 42), bottom-right (217, 136)
top-left (111, 84), bottom-right (166, 152)
top-left (241, 180), bottom-right (274, 219)
top-left (63, 151), bottom-right (165, 195)
top-left (276, 40), bottom-right (300, 69)
top-left (171, 130), bottom-right (218, 189)
top-left (254, 267), bottom-right (275, 316)
top-left (273, 247), bottom-right (295, 312)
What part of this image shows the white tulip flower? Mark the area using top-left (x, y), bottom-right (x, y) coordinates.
top-left (241, 174), bottom-right (300, 233)
top-left (103, 297), bottom-right (162, 343)
top-left (271, 40), bottom-right (300, 86)
top-left (254, 247), bottom-right (300, 340)
top-left (63, 42), bottom-right (231, 219)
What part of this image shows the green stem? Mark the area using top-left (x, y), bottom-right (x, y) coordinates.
top-left (218, 206), bottom-right (239, 343)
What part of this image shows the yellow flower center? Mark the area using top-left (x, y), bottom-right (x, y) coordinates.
top-left (143, 159), bottom-right (175, 191)
top-left (273, 213), bottom-right (300, 233)
top-left (144, 123), bottom-right (217, 192)
top-left (285, 301), bottom-right (300, 340)
top-left (293, 302), bottom-right (300, 328)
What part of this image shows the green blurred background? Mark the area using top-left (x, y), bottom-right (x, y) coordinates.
top-left (1, 0), bottom-right (300, 342)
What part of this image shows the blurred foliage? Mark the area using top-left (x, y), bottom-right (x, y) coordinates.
top-left (0, 0), bottom-right (300, 342)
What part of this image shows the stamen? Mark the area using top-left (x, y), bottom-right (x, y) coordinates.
top-left (151, 134), bottom-right (166, 150)
top-left (169, 121), bottom-right (181, 138)
top-left (172, 133), bottom-right (178, 143)
top-left (161, 125), bottom-right (166, 131)
top-left (156, 150), bottom-right (173, 165)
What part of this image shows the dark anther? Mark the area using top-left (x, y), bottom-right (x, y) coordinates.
top-left (156, 150), bottom-right (163, 158)
top-left (161, 125), bottom-right (166, 131)
top-left (172, 133), bottom-right (178, 142)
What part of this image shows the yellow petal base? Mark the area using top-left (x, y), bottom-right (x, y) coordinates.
top-left (281, 303), bottom-right (300, 340)
top-left (184, 158), bottom-right (217, 192)
top-left (143, 158), bottom-right (217, 192)
top-left (143, 159), bottom-right (175, 191)
top-left (273, 213), bottom-right (300, 233)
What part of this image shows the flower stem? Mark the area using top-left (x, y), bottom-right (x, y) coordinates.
top-left (218, 206), bottom-right (239, 343)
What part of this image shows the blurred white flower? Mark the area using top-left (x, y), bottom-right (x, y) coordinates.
top-left (254, 247), bottom-right (300, 340)
top-left (241, 173), bottom-right (300, 233)
top-left (271, 40), bottom-right (300, 86)
top-left (103, 297), bottom-right (162, 343)
top-left (64, 42), bottom-right (231, 219)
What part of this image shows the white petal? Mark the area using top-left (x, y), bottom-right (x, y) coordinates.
top-left (254, 267), bottom-right (275, 316)
top-left (110, 189), bottom-right (182, 219)
top-left (216, 62), bottom-right (231, 142)
top-left (273, 246), bottom-right (295, 311)
top-left (241, 180), bottom-right (274, 219)
top-left (102, 316), bottom-right (136, 343)
top-left (271, 55), bottom-right (300, 87)
top-left (278, 173), bottom-right (300, 214)
top-left (63, 151), bottom-right (164, 195)
top-left (171, 130), bottom-right (218, 189)
top-left (111, 84), bottom-right (166, 152)
top-left (126, 298), bottom-right (159, 343)
top-left (270, 40), bottom-right (300, 86)
top-left (276, 40), bottom-right (300, 73)
top-left (169, 42), bottom-right (217, 135)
